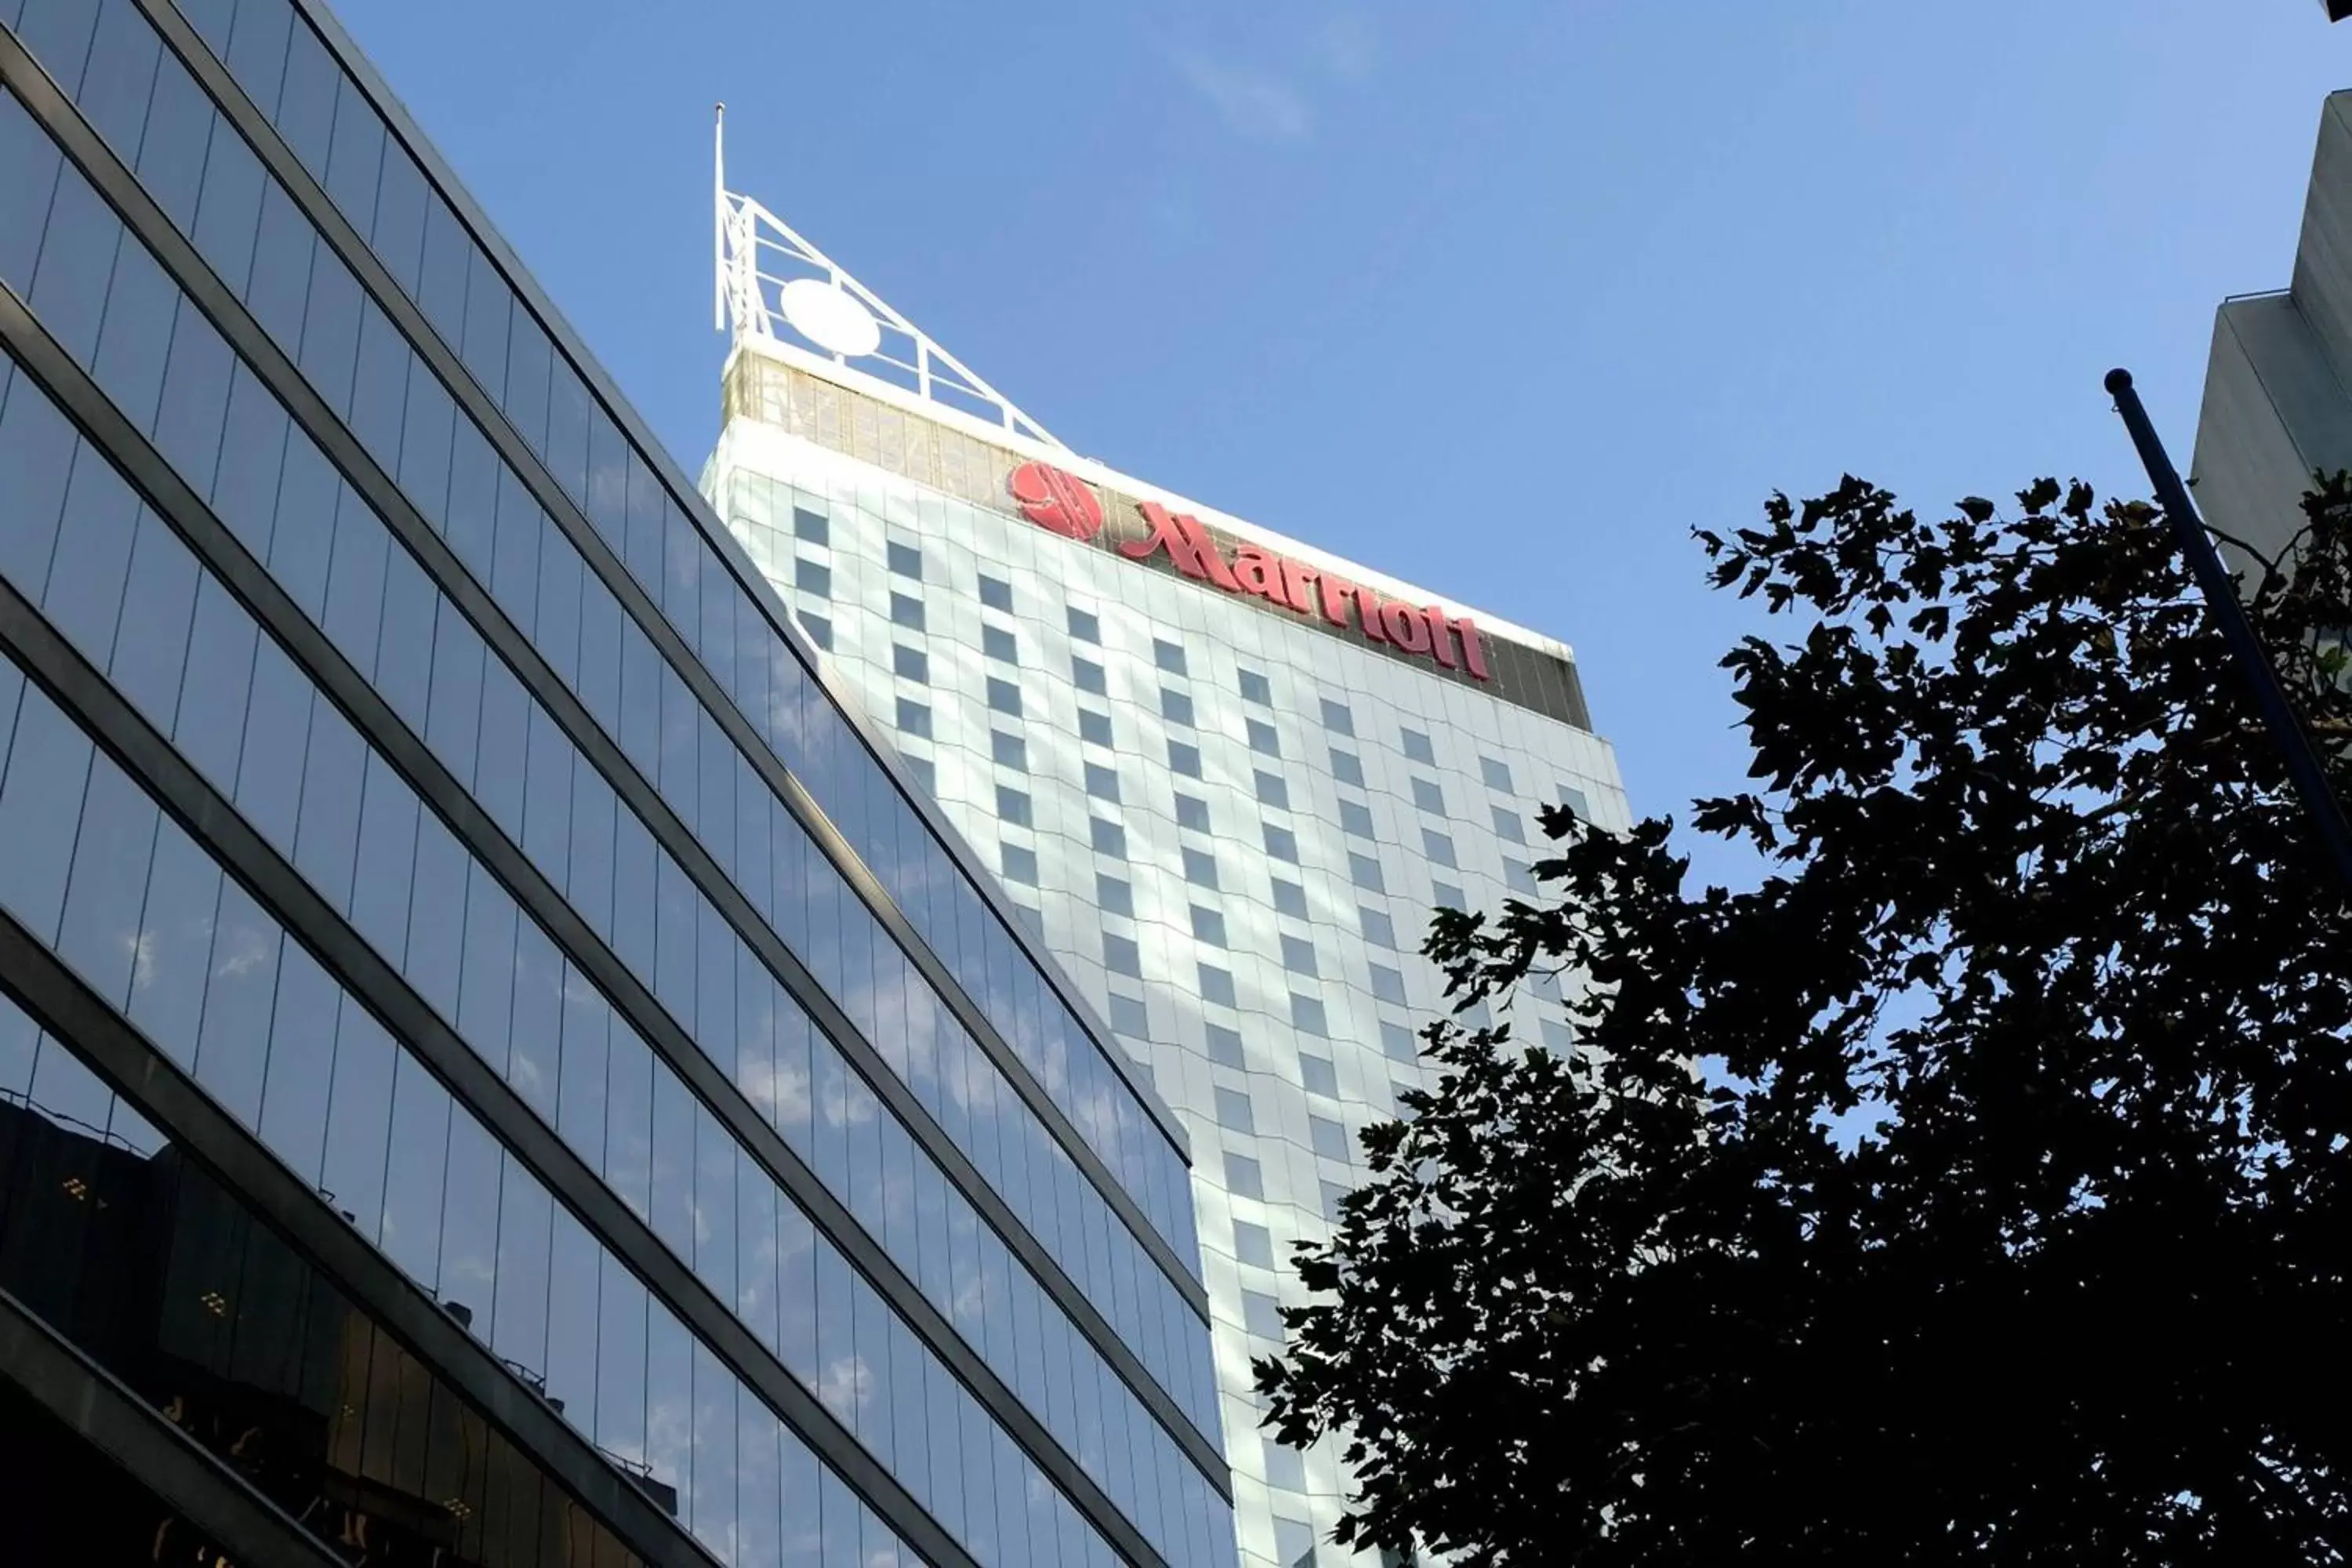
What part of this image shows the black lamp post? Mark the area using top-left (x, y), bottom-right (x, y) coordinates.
top-left (2104, 368), bottom-right (2352, 898)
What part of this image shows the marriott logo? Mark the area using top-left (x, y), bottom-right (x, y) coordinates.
top-left (1007, 462), bottom-right (1490, 681)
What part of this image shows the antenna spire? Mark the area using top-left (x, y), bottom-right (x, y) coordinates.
top-left (713, 103), bottom-right (727, 333)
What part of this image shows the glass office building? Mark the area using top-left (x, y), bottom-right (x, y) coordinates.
top-left (705, 197), bottom-right (1632, 1568)
top-left (0, 2), bottom-right (1229, 1565)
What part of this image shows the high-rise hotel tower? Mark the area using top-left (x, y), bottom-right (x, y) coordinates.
top-left (705, 180), bottom-right (1632, 1568)
top-left (0, 2), bottom-right (1228, 1565)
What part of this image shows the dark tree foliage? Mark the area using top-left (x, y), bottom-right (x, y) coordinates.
top-left (1258, 476), bottom-right (2352, 1566)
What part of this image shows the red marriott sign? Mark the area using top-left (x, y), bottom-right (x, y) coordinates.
top-left (1008, 461), bottom-right (1490, 681)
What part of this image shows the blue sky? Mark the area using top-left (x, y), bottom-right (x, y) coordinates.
top-left (336, 0), bottom-right (2350, 879)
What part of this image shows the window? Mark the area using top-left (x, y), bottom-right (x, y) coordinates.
top-left (1370, 964), bottom-right (1407, 1004)
top-left (1481, 754), bottom-right (1515, 793)
top-left (1161, 688), bottom-right (1195, 726)
top-left (1299, 1053), bottom-right (1338, 1098)
top-left (1280, 935), bottom-right (1318, 976)
top-left (986, 677), bottom-right (1022, 717)
top-left (1182, 847), bottom-right (1219, 888)
top-left (1104, 932), bottom-right (1141, 977)
top-left (1084, 763), bottom-right (1120, 801)
top-left (1401, 727), bottom-right (1436, 764)
top-left (1541, 1016), bottom-right (1577, 1054)
top-left (996, 785), bottom-right (1033, 826)
top-left (1234, 1220), bottom-right (1276, 1269)
top-left (1111, 993), bottom-right (1149, 1039)
top-left (1200, 964), bottom-right (1237, 1007)
top-left (1381, 1019), bottom-right (1417, 1061)
top-left (1242, 1289), bottom-right (1285, 1340)
top-left (1330, 748), bottom-right (1364, 786)
top-left (1247, 718), bottom-right (1281, 757)
top-left (1561, 783), bottom-right (1592, 819)
top-left (1434, 879), bottom-right (1465, 909)
top-left (1422, 828), bottom-right (1457, 868)
top-left (797, 611), bottom-right (831, 648)
top-left (1154, 638), bottom-right (1187, 673)
top-left (1176, 793), bottom-right (1211, 833)
top-left (895, 698), bottom-right (931, 738)
top-left (1348, 852), bottom-right (1385, 892)
top-left (990, 731), bottom-right (1026, 771)
top-left (1339, 800), bottom-right (1375, 839)
top-left (1190, 906), bottom-right (1228, 946)
top-left (887, 539), bottom-right (922, 579)
top-left (1492, 804), bottom-right (1526, 843)
top-left (794, 557), bottom-right (830, 597)
top-left (903, 757), bottom-right (935, 792)
top-left (1096, 873), bottom-right (1134, 916)
top-left (1073, 656), bottom-right (1106, 695)
top-left (1080, 709), bottom-right (1113, 746)
top-left (792, 506), bottom-right (829, 543)
top-left (983, 624), bottom-right (1018, 664)
top-left (1320, 1181), bottom-right (1351, 1221)
top-left (1392, 1081), bottom-right (1420, 1119)
top-left (1411, 776), bottom-right (1445, 815)
top-left (1263, 823), bottom-right (1299, 862)
top-left (889, 592), bottom-right (924, 629)
top-left (1310, 1114), bottom-right (1350, 1162)
top-left (978, 573), bottom-right (1013, 611)
top-left (1505, 859), bottom-right (1539, 895)
top-left (1226, 1151), bottom-right (1265, 1200)
top-left (1291, 993), bottom-right (1329, 1035)
top-left (1169, 740), bottom-right (1202, 779)
top-left (1090, 818), bottom-right (1127, 857)
top-left (1206, 1022), bottom-right (1246, 1068)
top-left (1271, 878), bottom-right (1308, 918)
top-left (1254, 770), bottom-right (1289, 808)
top-left (1268, 1444), bottom-right (1308, 1494)
top-left (1000, 843), bottom-right (1038, 884)
top-left (891, 644), bottom-right (927, 682)
top-left (1319, 698), bottom-right (1355, 736)
top-left (1240, 668), bottom-right (1272, 705)
top-left (1067, 606), bottom-right (1100, 643)
top-left (1359, 906), bottom-right (1396, 947)
top-left (1215, 1087), bottom-right (1256, 1134)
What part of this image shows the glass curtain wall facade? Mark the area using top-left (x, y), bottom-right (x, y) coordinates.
top-left (0, 1), bottom-right (1229, 1565)
top-left (705, 351), bottom-right (1632, 1568)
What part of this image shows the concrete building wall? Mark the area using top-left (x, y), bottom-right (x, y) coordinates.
top-left (708, 365), bottom-right (1631, 1568)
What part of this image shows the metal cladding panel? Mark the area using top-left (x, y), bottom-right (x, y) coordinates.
top-left (2190, 295), bottom-right (2352, 566)
top-left (2289, 93), bottom-right (2352, 400)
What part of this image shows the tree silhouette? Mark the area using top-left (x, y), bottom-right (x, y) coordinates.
top-left (1258, 475), bottom-right (2352, 1566)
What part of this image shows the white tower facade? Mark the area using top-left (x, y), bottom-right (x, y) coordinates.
top-left (706, 170), bottom-right (1632, 1568)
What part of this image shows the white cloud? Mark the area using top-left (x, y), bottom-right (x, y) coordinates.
top-left (1167, 48), bottom-right (1313, 141)
top-left (1308, 9), bottom-right (1377, 82)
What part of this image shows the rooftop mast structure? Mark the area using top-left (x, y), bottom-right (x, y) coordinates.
top-left (713, 105), bottom-right (1066, 450)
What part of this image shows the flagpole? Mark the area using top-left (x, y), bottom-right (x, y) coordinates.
top-left (2105, 366), bottom-right (2352, 896)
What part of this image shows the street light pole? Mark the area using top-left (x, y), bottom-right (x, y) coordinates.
top-left (2104, 367), bottom-right (2352, 898)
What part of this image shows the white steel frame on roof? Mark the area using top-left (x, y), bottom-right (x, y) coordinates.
top-left (713, 107), bottom-right (1066, 452)
top-left (707, 111), bottom-right (1578, 665)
